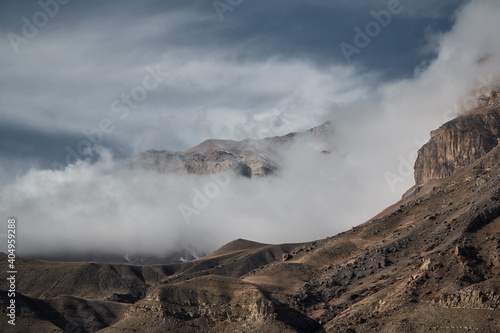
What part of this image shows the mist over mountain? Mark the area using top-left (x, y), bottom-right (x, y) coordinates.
top-left (131, 121), bottom-right (333, 178)
top-left (2, 0), bottom-right (500, 332)
top-left (1, 0), bottom-right (500, 263)
top-left (3, 76), bottom-right (500, 332)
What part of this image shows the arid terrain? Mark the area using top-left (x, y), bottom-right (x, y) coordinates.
top-left (2, 94), bottom-right (500, 332)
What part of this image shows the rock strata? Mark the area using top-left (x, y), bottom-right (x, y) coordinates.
top-left (414, 88), bottom-right (500, 184)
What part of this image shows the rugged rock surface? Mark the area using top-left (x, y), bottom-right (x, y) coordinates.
top-left (142, 276), bottom-right (275, 322)
top-left (415, 88), bottom-right (500, 184)
top-left (131, 121), bottom-right (332, 178)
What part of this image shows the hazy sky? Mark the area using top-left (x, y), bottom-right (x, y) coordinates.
top-left (1, 0), bottom-right (499, 257)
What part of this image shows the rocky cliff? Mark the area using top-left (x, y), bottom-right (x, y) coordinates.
top-left (131, 121), bottom-right (332, 178)
top-left (414, 88), bottom-right (500, 185)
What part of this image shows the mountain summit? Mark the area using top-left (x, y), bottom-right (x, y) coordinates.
top-left (131, 121), bottom-right (332, 177)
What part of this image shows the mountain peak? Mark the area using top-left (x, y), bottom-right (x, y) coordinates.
top-left (132, 121), bottom-right (333, 178)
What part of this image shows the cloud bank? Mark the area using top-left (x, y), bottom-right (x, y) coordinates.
top-left (1, 0), bottom-right (500, 258)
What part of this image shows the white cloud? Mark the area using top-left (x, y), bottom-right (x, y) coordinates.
top-left (1, 0), bottom-right (500, 258)
top-left (0, 137), bottom-right (382, 257)
top-left (0, 14), bottom-right (376, 154)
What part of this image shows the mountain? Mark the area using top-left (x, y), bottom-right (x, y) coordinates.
top-left (131, 121), bottom-right (332, 177)
top-left (2, 100), bottom-right (500, 332)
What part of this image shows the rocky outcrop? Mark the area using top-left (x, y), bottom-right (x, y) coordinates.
top-left (141, 276), bottom-right (275, 322)
top-left (476, 85), bottom-right (500, 107)
top-left (414, 89), bottom-right (500, 184)
top-left (134, 147), bottom-right (254, 177)
top-left (436, 285), bottom-right (500, 310)
top-left (131, 121), bottom-right (332, 178)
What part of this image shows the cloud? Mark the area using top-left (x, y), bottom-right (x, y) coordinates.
top-left (0, 136), bottom-right (380, 257)
top-left (332, 0), bottom-right (500, 195)
top-left (0, 16), bottom-right (378, 164)
top-left (0, 0), bottom-right (463, 155)
top-left (1, 0), bottom-right (499, 258)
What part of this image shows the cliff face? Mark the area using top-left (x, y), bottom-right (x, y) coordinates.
top-left (142, 276), bottom-right (275, 323)
top-left (131, 121), bottom-right (332, 178)
top-left (414, 89), bottom-right (500, 185)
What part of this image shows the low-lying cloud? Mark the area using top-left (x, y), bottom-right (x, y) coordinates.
top-left (1, 0), bottom-right (500, 258)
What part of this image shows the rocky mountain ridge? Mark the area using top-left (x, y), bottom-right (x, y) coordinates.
top-left (131, 121), bottom-right (332, 178)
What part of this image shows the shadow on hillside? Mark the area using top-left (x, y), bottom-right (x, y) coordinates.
top-left (263, 291), bottom-right (324, 333)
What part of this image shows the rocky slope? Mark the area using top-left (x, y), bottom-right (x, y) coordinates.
top-left (131, 121), bottom-right (332, 178)
top-left (414, 87), bottom-right (500, 184)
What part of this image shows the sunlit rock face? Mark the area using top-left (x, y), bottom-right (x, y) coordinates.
top-left (415, 89), bottom-right (500, 185)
